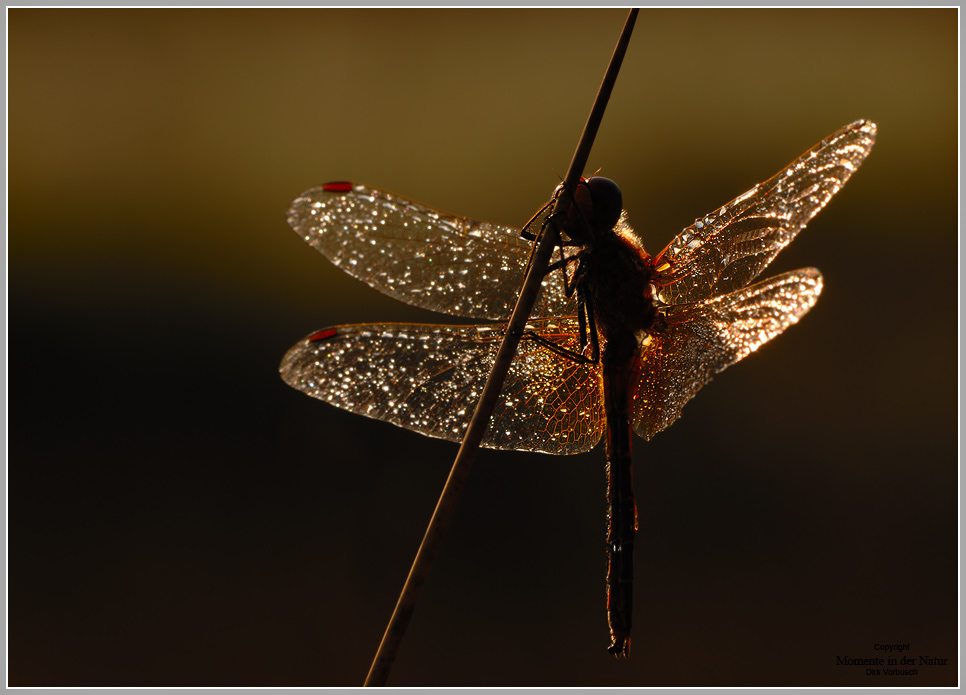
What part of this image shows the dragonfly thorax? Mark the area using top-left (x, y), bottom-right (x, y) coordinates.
top-left (583, 224), bottom-right (659, 344)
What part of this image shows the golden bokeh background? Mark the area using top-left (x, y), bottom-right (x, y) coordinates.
top-left (10, 8), bottom-right (957, 687)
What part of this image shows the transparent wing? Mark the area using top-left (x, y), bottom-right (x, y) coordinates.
top-left (652, 120), bottom-right (875, 305)
top-left (632, 269), bottom-right (823, 441)
top-left (288, 183), bottom-right (575, 320)
top-left (280, 318), bottom-right (604, 455)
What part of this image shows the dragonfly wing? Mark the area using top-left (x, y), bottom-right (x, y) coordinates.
top-left (652, 120), bottom-right (876, 305)
top-left (288, 183), bottom-right (575, 320)
top-left (280, 318), bottom-right (604, 455)
top-left (632, 269), bottom-right (823, 441)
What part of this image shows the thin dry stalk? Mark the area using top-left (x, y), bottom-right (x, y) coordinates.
top-left (363, 9), bottom-right (639, 686)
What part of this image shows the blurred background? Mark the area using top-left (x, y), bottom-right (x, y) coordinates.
top-left (9, 8), bottom-right (957, 687)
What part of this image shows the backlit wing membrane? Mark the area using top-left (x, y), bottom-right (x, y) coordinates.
top-left (632, 268), bottom-right (823, 440)
top-left (280, 318), bottom-right (604, 455)
top-left (288, 184), bottom-right (575, 320)
top-left (652, 120), bottom-right (875, 305)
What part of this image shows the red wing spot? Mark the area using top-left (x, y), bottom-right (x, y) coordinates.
top-left (308, 328), bottom-right (339, 342)
top-left (322, 181), bottom-right (354, 192)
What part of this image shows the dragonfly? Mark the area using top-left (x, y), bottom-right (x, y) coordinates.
top-left (280, 119), bottom-right (877, 657)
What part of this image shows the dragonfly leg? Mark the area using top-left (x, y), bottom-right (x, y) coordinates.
top-left (521, 330), bottom-right (596, 365)
top-left (521, 210), bottom-right (570, 283)
top-left (520, 285), bottom-right (600, 366)
top-left (545, 245), bottom-right (588, 274)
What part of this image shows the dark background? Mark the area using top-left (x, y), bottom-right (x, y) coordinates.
top-left (9, 8), bottom-right (957, 687)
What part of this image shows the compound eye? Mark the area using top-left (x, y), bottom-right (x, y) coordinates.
top-left (585, 177), bottom-right (623, 233)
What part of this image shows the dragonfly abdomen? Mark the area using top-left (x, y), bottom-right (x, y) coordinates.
top-left (601, 331), bottom-right (640, 658)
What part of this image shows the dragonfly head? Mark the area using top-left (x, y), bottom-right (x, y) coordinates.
top-left (584, 176), bottom-right (623, 233)
top-left (556, 176), bottom-right (623, 243)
